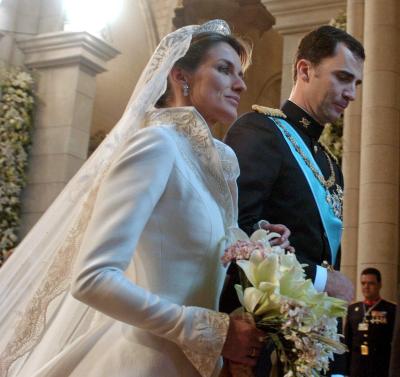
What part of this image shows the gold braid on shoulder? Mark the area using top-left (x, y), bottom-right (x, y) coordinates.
top-left (252, 104), bottom-right (287, 119)
top-left (252, 105), bottom-right (338, 165)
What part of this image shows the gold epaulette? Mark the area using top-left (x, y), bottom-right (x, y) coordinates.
top-left (252, 104), bottom-right (287, 119)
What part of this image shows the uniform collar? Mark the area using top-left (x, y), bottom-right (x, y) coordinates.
top-left (281, 100), bottom-right (324, 140)
top-left (364, 297), bottom-right (381, 306)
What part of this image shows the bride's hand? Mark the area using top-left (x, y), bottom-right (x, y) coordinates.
top-left (221, 314), bottom-right (265, 366)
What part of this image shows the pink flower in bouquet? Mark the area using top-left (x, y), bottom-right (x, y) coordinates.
top-left (220, 228), bottom-right (348, 377)
top-left (221, 240), bottom-right (269, 267)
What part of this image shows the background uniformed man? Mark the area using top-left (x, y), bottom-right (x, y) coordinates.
top-left (345, 268), bottom-right (397, 377)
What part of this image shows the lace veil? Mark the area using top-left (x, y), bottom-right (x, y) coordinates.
top-left (0, 20), bottom-right (231, 377)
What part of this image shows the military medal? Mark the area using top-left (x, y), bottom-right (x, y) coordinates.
top-left (371, 310), bottom-right (387, 324)
top-left (299, 117), bottom-right (311, 128)
top-left (326, 184), bottom-right (343, 220)
top-left (358, 322), bottom-right (369, 331)
top-left (361, 344), bottom-right (369, 355)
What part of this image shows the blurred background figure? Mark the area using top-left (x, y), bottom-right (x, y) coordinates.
top-left (345, 268), bottom-right (397, 377)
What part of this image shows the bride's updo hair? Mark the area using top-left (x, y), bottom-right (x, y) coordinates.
top-left (156, 31), bottom-right (251, 108)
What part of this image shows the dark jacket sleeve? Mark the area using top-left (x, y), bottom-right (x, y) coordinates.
top-left (343, 310), bottom-right (353, 375)
top-left (225, 112), bottom-right (283, 234)
top-left (389, 300), bottom-right (400, 377)
top-left (225, 112), bottom-right (318, 281)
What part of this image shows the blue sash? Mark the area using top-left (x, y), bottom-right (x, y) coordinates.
top-left (270, 117), bottom-right (342, 264)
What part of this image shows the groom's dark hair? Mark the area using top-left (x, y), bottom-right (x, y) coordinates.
top-left (293, 25), bottom-right (365, 81)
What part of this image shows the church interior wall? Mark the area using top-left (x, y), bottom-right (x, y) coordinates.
top-left (89, 0), bottom-right (181, 139)
top-left (90, 0), bottom-right (157, 137)
top-left (238, 28), bottom-right (283, 113)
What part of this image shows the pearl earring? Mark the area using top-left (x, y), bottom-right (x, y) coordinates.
top-left (182, 82), bottom-right (189, 97)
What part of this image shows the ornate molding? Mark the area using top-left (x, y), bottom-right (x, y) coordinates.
top-left (17, 31), bottom-right (120, 73)
top-left (173, 0), bottom-right (275, 34)
top-left (255, 71), bottom-right (281, 104)
top-left (263, 0), bottom-right (346, 34)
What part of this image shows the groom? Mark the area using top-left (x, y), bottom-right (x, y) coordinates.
top-left (222, 25), bottom-right (365, 376)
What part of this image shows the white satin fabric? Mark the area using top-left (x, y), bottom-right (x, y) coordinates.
top-left (7, 107), bottom-right (239, 377)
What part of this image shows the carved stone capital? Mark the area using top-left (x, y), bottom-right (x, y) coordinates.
top-left (17, 31), bottom-right (119, 74)
top-left (173, 0), bottom-right (274, 34)
top-left (263, 0), bottom-right (346, 34)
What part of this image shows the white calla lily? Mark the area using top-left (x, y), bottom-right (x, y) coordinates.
top-left (222, 228), bottom-right (348, 376)
top-left (230, 227), bottom-right (250, 242)
top-left (249, 229), bottom-right (280, 244)
top-left (242, 287), bottom-right (265, 313)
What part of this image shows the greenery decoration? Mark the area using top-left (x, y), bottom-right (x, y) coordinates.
top-left (330, 10), bottom-right (346, 31)
top-left (319, 120), bottom-right (343, 165)
top-left (88, 129), bottom-right (107, 156)
top-left (0, 66), bottom-right (35, 267)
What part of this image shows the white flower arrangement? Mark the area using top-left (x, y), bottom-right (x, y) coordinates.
top-left (221, 228), bottom-right (347, 377)
top-left (0, 66), bottom-right (35, 266)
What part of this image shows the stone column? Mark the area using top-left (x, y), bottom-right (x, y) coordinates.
top-left (357, 0), bottom-right (400, 301)
top-left (17, 31), bottom-right (119, 236)
top-left (0, 0), bottom-right (19, 64)
top-left (0, 0), bottom-right (44, 65)
top-left (340, 0), bottom-right (364, 288)
top-left (37, 0), bottom-right (64, 33)
top-left (263, 0), bottom-right (346, 103)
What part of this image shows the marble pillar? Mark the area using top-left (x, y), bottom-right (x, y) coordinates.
top-left (340, 0), bottom-right (364, 288)
top-left (17, 31), bottom-right (119, 236)
top-left (357, 0), bottom-right (400, 301)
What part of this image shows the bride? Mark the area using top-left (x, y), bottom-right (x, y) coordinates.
top-left (0, 20), bottom-right (288, 377)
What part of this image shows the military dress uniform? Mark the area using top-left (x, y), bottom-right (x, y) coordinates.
top-left (389, 294), bottom-right (400, 377)
top-left (220, 100), bottom-right (345, 376)
top-left (345, 299), bottom-right (396, 377)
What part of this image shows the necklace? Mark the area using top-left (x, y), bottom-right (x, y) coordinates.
top-left (275, 118), bottom-right (343, 220)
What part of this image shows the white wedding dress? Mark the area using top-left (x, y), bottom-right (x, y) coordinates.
top-left (2, 107), bottom-right (240, 377)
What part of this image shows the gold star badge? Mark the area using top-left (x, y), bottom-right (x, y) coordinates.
top-left (299, 117), bottom-right (311, 128)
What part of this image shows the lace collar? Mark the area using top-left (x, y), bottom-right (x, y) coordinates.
top-left (146, 106), bottom-right (212, 152)
top-left (145, 106), bottom-right (236, 230)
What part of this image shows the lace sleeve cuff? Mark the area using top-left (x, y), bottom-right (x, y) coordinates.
top-left (181, 308), bottom-right (230, 377)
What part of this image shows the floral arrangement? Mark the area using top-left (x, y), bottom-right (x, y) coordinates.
top-left (319, 120), bottom-right (343, 165)
top-left (221, 229), bottom-right (347, 377)
top-left (0, 66), bottom-right (35, 267)
top-left (88, 129), bottom-right (107, 156)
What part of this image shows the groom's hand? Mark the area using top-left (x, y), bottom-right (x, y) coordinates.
top-left (326, 270), bottom-right (354, 303)
top-left (257, 221), bottom-right (293, 251)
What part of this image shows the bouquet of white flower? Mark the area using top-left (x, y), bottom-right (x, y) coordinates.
top-left (221, 228), bottom-right (347, 377)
